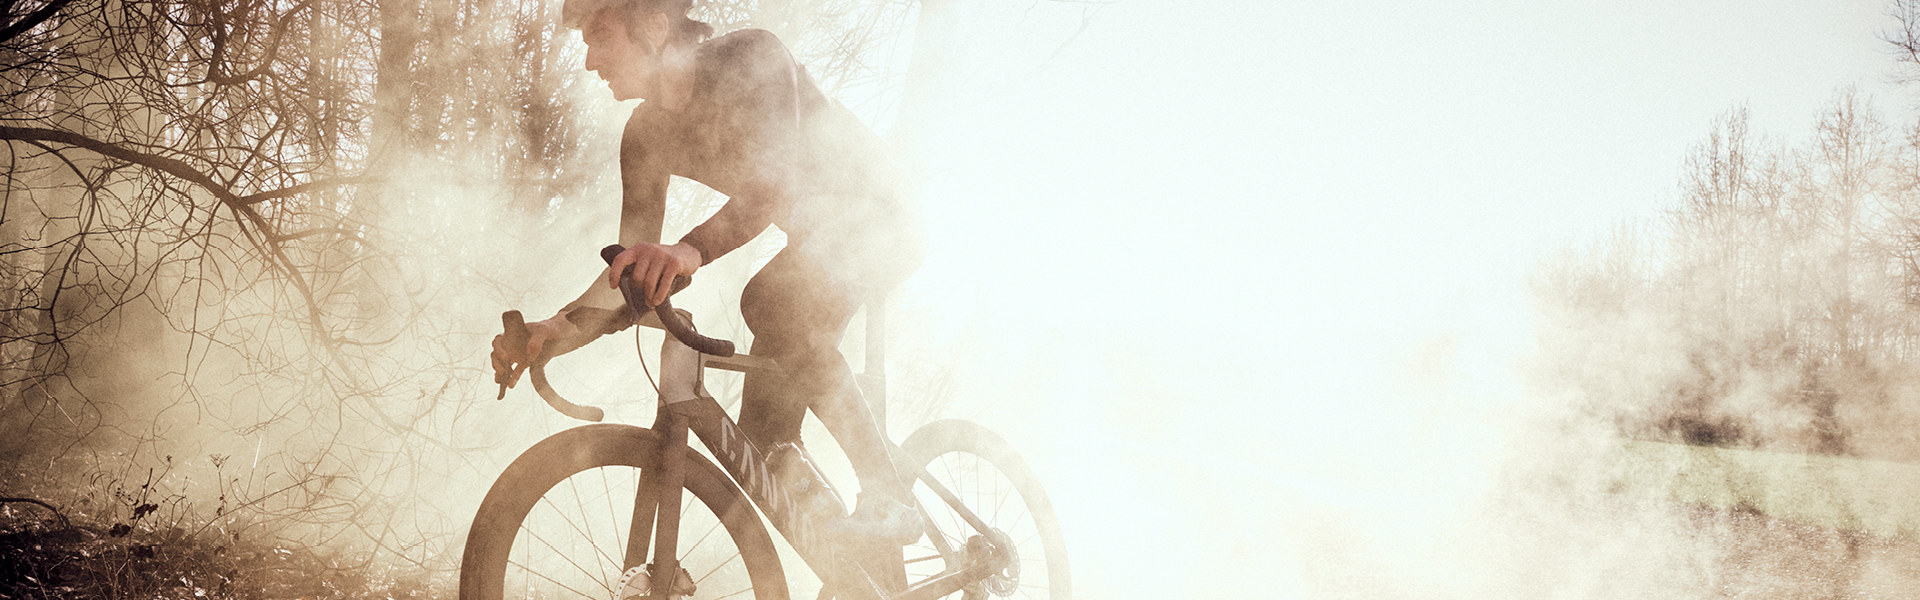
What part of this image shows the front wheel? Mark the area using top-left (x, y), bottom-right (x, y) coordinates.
top-left (900, 420), bottom-right (1071, 599)
top-left (461, 424), bottom-right (790, 599)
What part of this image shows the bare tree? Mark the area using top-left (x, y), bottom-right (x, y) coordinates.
top-left (1534, 86), bottom-right (1920, 459)
top-left (2, 0), bottom-right (1046, 577)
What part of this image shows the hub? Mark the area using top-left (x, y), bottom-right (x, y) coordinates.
top-left (615, 564), bottom-right (697, 600)
top-left (966, 529), bottom-right (1022, 597)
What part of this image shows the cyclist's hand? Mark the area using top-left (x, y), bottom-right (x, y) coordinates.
top-left (606, 242), bottom-right (702, 307)
top-left (490, 316), bottom-right (579, 388)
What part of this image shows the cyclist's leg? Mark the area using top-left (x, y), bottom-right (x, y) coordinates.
top-left (738, 250), bottom-right (908, 502)
top-left (741, 249), bottom-right (916, 596)
top-left (738, 251), bottom-right (825, 450)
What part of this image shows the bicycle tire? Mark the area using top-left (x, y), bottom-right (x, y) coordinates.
top-left (900, 420), bottom-right (1071, 600)
top-left (461, 423), bottom-right (790, 600)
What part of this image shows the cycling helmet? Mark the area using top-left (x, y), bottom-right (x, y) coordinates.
top-left (561, 0), bottom-right (693, 29)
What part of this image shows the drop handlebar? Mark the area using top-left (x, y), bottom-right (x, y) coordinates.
top-left (598, 244), bottom-right (736, 358)
top-left (498, 309), bottom-right (605, 422)
top-left (494, 245), bottom-right (739, 422)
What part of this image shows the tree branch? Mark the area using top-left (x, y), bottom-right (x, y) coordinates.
top-left (0, 125), bottom-right (369, 211)
top-left (0, 125), bottom-right (347, 361)
top-left (0, 497), bottom-right (73, 531)
top-left (268, 227), bottom-right (360, 243)
top-left (0, 0), bottom-right (74, 44)
top-left (0, 126), bottom-right (246, 206)
top-left (240, 176), bottom-right (372, 205)
top-left (204, 0), bottom-right (318, 86)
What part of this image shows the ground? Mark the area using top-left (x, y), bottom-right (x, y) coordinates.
top-left (1, 500), bottom-right (433, 600)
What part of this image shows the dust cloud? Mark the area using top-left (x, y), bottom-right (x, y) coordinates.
top-left (870, 5), bottom-right (1920, 600)
top-left (10, 1), bottom-right (1920, 598)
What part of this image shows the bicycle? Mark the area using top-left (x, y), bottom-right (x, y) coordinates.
top-left (460, 245), bottom-right (1071, 600)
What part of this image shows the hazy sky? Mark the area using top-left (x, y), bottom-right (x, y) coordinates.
top-left (890, 1), bottom-right (1914, 596)
top-left (455, 1), bottom-right (1915, 596)
top-left (911, 0), bottom-right (1908, 417)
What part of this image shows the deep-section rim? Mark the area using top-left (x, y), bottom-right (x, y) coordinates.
top-left (901, 419), bottom-right (1072, 600)
top-left (460, 423), bottom-right (790, 600)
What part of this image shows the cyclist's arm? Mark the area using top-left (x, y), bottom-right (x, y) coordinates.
top-left (676, 182), bottom-right (780, 266)
top-left (556, 109), bottom-right (671, 340)
top-left (675, 30), bottom-right (803, 265)
top-left (493, 112), bottom-right (669, 385)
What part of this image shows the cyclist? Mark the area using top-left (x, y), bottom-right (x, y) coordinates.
top-left (488, 0), bottom-right (926, 548)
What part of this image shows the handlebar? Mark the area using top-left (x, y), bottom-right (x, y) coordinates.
top-left (494, 244), bottom-right (740, 422)
top-left (599, 244), bottom-right (736, 357)
top-left (499, 309), bottom-right (605, 422)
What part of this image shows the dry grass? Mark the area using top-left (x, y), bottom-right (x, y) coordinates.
top-left (0, 500), bottom-right (436, 599)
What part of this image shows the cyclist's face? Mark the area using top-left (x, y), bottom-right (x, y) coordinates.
top-left (581, 10), bottom-right (663, 100)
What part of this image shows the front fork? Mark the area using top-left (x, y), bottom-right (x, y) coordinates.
top-left (625, 334), bottom-right (1014, 600)
top-left (622, 337), bottom-right (710, 599)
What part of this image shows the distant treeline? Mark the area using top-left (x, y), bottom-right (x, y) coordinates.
top-left (1535, 88), bottom-right (1920, 462)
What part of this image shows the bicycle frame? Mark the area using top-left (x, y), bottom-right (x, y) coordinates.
top-left (618, 332), bottom-right (1012, 600)
top-left (473, 248), bottom-right (1060, 600)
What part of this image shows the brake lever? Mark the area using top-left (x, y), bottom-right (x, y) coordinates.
top-left (497, 310), bottom-right (531, 400)
top-left (600, 244), bottom-right (735, 357)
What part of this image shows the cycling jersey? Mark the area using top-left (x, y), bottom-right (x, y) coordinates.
top-left (560, 28), bottom-right (920, 503)
top-left (563, 28), bottom-right (921, 326)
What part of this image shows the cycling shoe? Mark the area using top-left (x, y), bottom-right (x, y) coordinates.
top-left (831, 492), bottom-right (923, 547)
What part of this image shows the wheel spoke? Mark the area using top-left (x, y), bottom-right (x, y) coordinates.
top-left (539, 491), bottom-right (624, 571)
top-left (684, 515), bottom-right (726, 558)
top-left (460, 427), bottom-right (785, 600)
top-left (900, 423), bottom-right (1068, 599)
top-left (992, 461), bottom-right (1009, 524)
top-left (603, 465), bottom-right (626, 564)
top-left (694, 550), bottom-right (743, 584)
top-left (507, 555), bottom-right (604, 599)
top-left (518, 520), bottom-right (613, 592)
top-left (712, 585), bottom-right (758, 600)
top-left (565, 473), bottom-right (612, 584)
top-left (1015, 530), bottom-right (1040, 547)
top-left (1020, 581), bottom-right (1052, 596)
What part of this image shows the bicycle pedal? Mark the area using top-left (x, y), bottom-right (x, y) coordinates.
top-left (616, 564), bottom-right (697, 599)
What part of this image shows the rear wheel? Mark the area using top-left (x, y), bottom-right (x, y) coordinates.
top-left (461, 424), bottom-right (789, 599)
top-left (900, 420), bottom-right (1071, 600)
